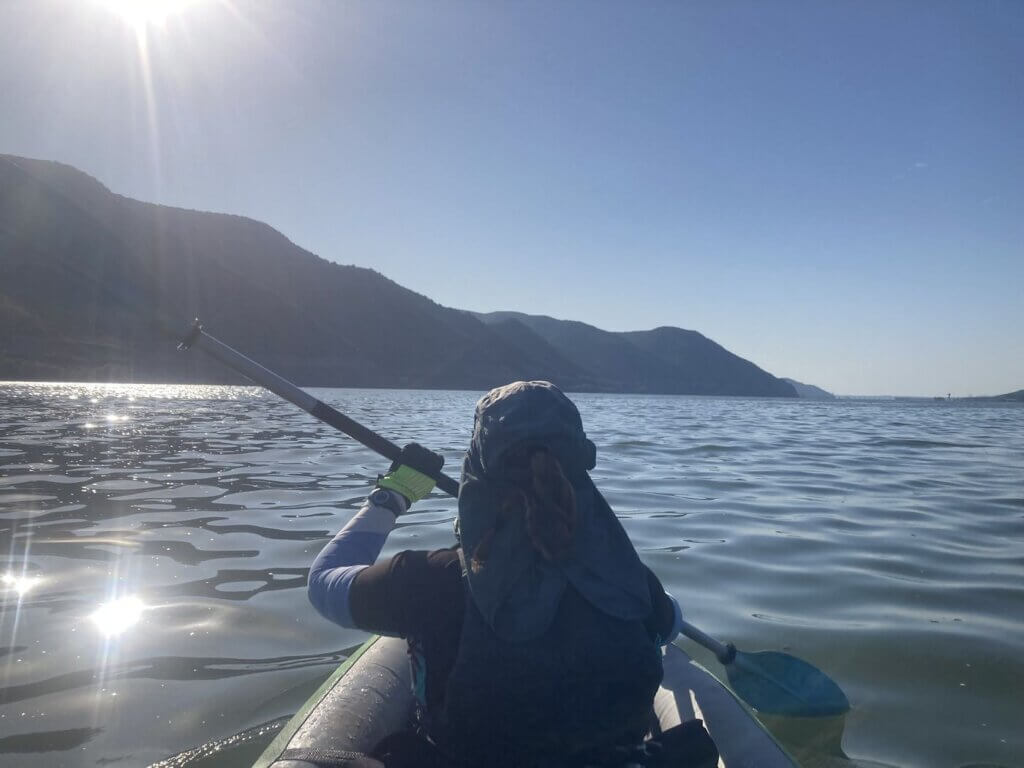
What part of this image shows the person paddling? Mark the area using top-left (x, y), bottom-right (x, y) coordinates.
top-left (308, 381), bottom-right (717, 767)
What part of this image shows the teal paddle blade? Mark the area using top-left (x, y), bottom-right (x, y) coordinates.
top-left (725, 650), bottom-right (850, 717)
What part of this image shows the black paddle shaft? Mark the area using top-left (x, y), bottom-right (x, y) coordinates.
top-left (178, 320), bottom-right (460, 498)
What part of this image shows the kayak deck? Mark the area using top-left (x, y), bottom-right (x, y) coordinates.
top-left (255, 635), bottom-right (797, 767)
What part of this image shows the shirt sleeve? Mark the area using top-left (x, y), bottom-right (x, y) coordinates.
top-left (348, 547), bottom-right (463, 638)
top-left (644, 566), bottom-right (683, 646)
top-left (307, 494), bottom-right (404, 628)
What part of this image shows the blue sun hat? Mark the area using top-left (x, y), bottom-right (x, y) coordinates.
top-left (457, 381), bottom-right (652, 641)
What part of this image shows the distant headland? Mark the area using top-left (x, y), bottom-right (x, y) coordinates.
top-left (970, 390), bottom-right (1024, 402)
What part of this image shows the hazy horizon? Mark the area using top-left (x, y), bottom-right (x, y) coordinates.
top-left (2, 1), bottom-right (1021, 397)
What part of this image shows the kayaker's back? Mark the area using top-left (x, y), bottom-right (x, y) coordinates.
top-left (433, 585), bottom-right (664, 766)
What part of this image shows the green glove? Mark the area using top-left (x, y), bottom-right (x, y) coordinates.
top-left (377, 442), bottom-right (445, 505)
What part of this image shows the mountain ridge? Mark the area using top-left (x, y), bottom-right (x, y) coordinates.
top-left (1, 153), bottom-right (796, 397)
top-left (476, 312), bottom-right (796, 397)
top-left (781, 378), bottom-right (836, 399)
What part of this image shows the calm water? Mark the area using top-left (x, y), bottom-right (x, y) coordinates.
top-left (1, 382), bottom-right (1022, 768)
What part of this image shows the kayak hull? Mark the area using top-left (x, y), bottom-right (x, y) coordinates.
top-left (255, 635), bottom-right (797, 767)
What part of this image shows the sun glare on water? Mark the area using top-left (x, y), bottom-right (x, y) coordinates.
top-left (95, 0), bottom-right (200, 29)
top-left (2, 572), bottom-right (41, 597)
top-left (91, 596), bottom-right (146, 637)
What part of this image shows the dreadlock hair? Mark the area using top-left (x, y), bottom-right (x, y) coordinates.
top-left (470, 445), bottom-right (577, 573)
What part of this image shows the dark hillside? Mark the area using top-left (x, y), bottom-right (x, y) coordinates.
top-left (0, 154), bottom-right (580, 389)
top-left (478, 312), bottom-right (796, 397)
top-left (2, 154), bottom-right (795, 397)
top-left (622, 326), bottom-right (796, 397)
top-left (781, 378), bottom-right (836, 399)
top-left (993, 389), bottom-right (1024, 402)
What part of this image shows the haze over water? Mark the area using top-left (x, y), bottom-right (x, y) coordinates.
top-left (0, 382), bottom-right (1021, 767)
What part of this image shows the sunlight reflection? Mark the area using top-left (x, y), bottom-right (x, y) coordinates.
top-left (11, 381), bottom-right (262, 402)
top-left (91, 596), bottom-right (146, 637)
top-left (2, 572), bottom-right (41, 597)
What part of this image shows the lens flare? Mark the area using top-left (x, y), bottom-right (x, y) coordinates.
top-left (94, 0), bottom-right (200, 29)
top-left (91, 596), bottom-right (146, 637)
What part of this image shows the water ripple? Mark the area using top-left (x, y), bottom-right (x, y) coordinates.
top-left (1, 384), bottom-right (1021, 768)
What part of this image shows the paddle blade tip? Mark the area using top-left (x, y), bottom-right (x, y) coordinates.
top-left (726, 650), bottom-right (850, 718)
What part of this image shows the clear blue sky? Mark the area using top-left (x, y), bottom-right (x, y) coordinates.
top-left (2, 0), bottom-right (1021, 396)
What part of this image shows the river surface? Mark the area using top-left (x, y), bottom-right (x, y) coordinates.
top-left (0, 382), bottom-right (1021, 768)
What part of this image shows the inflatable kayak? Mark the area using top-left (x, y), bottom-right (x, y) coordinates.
top-left (253, 635), bottom-right (798, 768)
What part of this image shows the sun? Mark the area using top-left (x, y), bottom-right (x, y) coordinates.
top-left (95, 0), bottom-right (200, 29)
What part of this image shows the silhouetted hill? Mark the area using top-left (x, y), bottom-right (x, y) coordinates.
top-left (959, 389), bottom-right (1024, 403)
top-left (990, 389), bottom-right (1024, 402)
top-left (1, 154), bottom-right (794, 396)
top-left (478, 313), bottom-right (796, 397)
top-left (781, 378), bottom-right (835, 399)
top-left (0, 154), bottom-right (589, 390)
